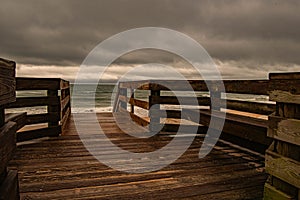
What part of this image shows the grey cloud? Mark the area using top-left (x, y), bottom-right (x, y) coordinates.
top-left (0, 0), bottom-right (300, 78)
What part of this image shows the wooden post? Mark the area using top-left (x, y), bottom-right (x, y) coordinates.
top-left (149, 90), bottom-right (161, 132)
top-left (210, 81), bottom-right (222, 111)
top-left (210, 92), bottom-right (221, 111)
top-left (47, 89), bottom-right (61, 137)
top-left (119, 88), bottom-right (127, 111)
top-left (0, 58), bottom-right (19, 199)
top-left (47, 90), bottom-right (60, 127)
top-left (264, 72), bottom-right (300, 199)
top-left (0, 107), bottom-right (4, 127)
top-left (130, 88), bottom-right (134, 114)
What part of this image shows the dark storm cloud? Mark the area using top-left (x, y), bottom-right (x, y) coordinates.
top-left (0, 0), bottom-right (300, 75)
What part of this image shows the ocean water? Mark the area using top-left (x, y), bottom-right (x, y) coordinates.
top-left (71, 84), bottom-right (117, 113)
top-left (6, 84), bottom-right (270, 115)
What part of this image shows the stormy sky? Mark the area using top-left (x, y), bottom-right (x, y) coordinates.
top-left (1, 0), bottom-right (300, 82)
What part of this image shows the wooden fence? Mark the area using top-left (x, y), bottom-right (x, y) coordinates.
top-left (6, 77), bottom-right (71, 142)
top-left (114, 75), bottom-right (300, 199)
top-left (0, 58), bottom-right (19, 199)
top-left (264, 72), bottom-right (300, 200)
top-left (114, 79), bottom-right (275, 152)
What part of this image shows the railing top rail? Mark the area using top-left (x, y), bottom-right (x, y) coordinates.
top-left (119, 79), bottom-right (270, 95)
top-left (16, 77), bottom-right (70, 90)
top-left (269, 72), bottom-right (300, 79)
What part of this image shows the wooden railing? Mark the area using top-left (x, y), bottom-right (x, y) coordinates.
top-left (0, 58), bottom-right (19, 199)
top-left (264, 72), bottom-right (300, 199)
top-left (6, 77), bottom-right (71, 142)
top-left (114, 79), bottom-right (276, 151)
top-left (114, 74), bottom-right (300, 199)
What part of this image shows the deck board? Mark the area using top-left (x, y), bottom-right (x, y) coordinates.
top-left (9, 113), bottom-right (267, 199)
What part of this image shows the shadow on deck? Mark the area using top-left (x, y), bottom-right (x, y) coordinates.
top-left (9, 113), bottom-right (267, 200)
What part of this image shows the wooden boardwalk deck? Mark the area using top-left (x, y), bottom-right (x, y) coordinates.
top-left (9, 113), bottom-right (267, 200)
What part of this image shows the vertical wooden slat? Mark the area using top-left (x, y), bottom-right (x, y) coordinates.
top-left (47, 90), bottom-right (60, 127)
top-left (0, 107), bottom-right (4, 127)
top-left (46, 90), bottom-right (61, 137)
top-left (149, 90), bottom-right (161, 132)
top-left (0, 170), bottom-right (20, 200)
top-left (264, 72), bottom-right (300, 200)
top-left (210, 92), bottom-right (221, 111)
top-left (119, 88), bottom-right (127, 111)
top-left (130, 88), bottom-right (134, 114)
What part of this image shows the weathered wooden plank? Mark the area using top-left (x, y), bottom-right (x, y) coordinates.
top-left (150, 110), bottom-right (182, 119)
top-left (61, 107), bottom-right (71, 131)
top-left (161, 124), bottom-right (208, 133)
top-left (6, 96), bottom-right (60, 108)
top-left (0, 170), bottom-right (19, 200)
top-left (130, 88), bottom-right (134, 113)
top-left (0, 58), bottom-right (16, 106)
top-left (113, 86), bottom-right (121, 112)
top-left (269, 73), bottom-right (300, 98)
top-left (25, 113), bottom-right (60, 125)
top-left (269, 81), bottom-right (300, 96)
top-left (5, 112), bottom-right (27, 130)
top-left (274, 141), bottom-right (300, 162)
top-left (0, 121), bottom-right (17, 175)
top-left (17, 126), bottom-right (61, 142)
top-left (119, 80), bottom-right (150, 90)
top-left (61, 88), bottom-right (70, 100)
top-left (119, 88), bottom-right (127, 110)
top-left (269, 72), bottom-right (300, 80)
top-left (183, 109), bottom-right (271, 146)
top-left (150, 96), bottom-right (210, 106)
top-left (269, 90), bottom-right (300, 104)
top-left (147, 80), bottom-right (269, 94)
top-left (277, 103), bottom-right (300, 120)
top-left (149, 90), bottom-right (160, 132)
top-left (264, 183), bottom-right (294, 200)
top-left (61, 95), bottom-right (70, 111)
top-left (60, 79), bottom-right (70, 90)
top-left (120, 79), bottom-right (269, 95)
top-left (129, 98), bottom-right (149, 110)
top-left (268, 115), bottom-right (300, 145)
top-left (8, 113), bottom-right (268, 199)
top-left (227, 99), bottom-right (275, 115)
top-left (271, 176), bottom-right (298, 198)
top-left (129, 112), bottom-right (150, 127)
top-left (0, 108), bottom-right (4, 127)
top-left (150, 96), bottom-right (274, 115)
top-left (16, 77), bottom-right (61, 90)
top-left (47, 90), bottom-right (60, 127)
top-left (265, 150), bottom-right (300, 188)
top-left (119, 95), bottom-right (150, 110)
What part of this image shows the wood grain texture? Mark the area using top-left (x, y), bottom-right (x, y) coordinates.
top-left (0, 121), bottom-right (17, 175)
top-left (17, 126), bottom-right (61, 142)
top-left (9, 113), bottom-right (267, 200)
top-left (120, 79), bottom-right (269, 94)
top-left (6, 96), bottom-right (60, 108)
top-left (264, 183), bottom-right (294, 200)
top-left (268, 115), bottom-right (300, 145)
top-left (269, 90), bottom-right (300, 104)
top-left (0, 109), bottom-right (4, 128)
top-left (25, 113), bottom-right (60, 125)
top-left (269, 72), bottom-right (300, 80)
top-left (5, 112), bottom-right (27, 130)
top-left (16, 77), bottom-right (61, 90)
top-left (0, 58), bottom-right (16, 106)
top-left (0, 170), bottom-right (19, 200)
top-left (183, 109), bottom-right (271, 147)
top-left (265, 150), bottom-right (300, 188)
